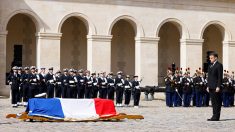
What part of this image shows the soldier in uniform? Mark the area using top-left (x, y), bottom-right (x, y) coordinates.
top-left (91, 72), bottom-right (99, 98)
top-left (124, 75), bottom-right (132, 107)
top-left (17, 67), bottom-right (23, 106)
top-left (115, 71), bottom-right (125, 107)
top-left (222, 71), bottom-right (232, 107)
top-left (55, 70), bottom-right (63, 98)
top-left (84, 70), bottom-right (93, 98)
top-left (7, 66), bottom-right (20, 107)
top-left (38, 68), bottom-right (47, 95)
top-left (193, 70), bottom-right (204, 107)
top-left (132, 75), bottom-right (141, 108)
top-left (67, 69), bottom-right (76, 98)
top-left (98, 72), bottom-right (108, 99)
top-left (45, 67), bottom-right (56, 98)
top-left (61, 69), bottom-right (69, 98)
top-left (182, 71), bottom-right (193, 107)
top-left (107, 72), bottom-right (115, 100)
top-left (165, 68), bottom-right (174, 107)
top-left (21, 67), bottom-right (30, 106)
top-left (173, 70), bottom-right (182, 107)
top-left (28, 66), bottom-right (39, 99)
top-left (203, 72), bottom-right (210, 107)
top-left (191, 71), bottom-right (198, 106)
top-left (76, 69), bottom-right (85, 98)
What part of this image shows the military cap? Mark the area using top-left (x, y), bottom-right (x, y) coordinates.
top-left (12, 66), bottom-right (18, 70)
top-left (133, 75), bottom-right (138, 78)
top-left (48, 67), bottom-right (53, 70)
top-left (30, 66), bottom-right (36, 70)
top-left (126, 75), bottom-right (130, 78)
top-left (24, 67), bottom-right (30, 70)
top-left (63, 68), bottom-right (68, 72)
top-left (109, 72), bottom-right (114, 75)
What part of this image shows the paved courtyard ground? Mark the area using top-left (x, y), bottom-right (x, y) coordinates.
top-left (0, 93), bottom-right (235, 132)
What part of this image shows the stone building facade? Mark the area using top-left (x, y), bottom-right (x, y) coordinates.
top-left (1, 0), bottom-right (235, 96)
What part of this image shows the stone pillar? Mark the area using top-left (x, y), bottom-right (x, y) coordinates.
top-left (135, 37), bottom-right (159, 86)
top-left (180, 39), bottom-right (204, 75)
top-left (87, 35), bottom-right (112, 73)
top-left (0, 31), bottom-right (9, 96)
top-left (36, 33), bottom-right (62, 70)
top-left (224, 41), bottom-right (235, 72)
top-left (223, 41), bottom-right (230, 70)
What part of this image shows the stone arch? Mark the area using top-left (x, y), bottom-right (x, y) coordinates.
top-left (4, 9), bottom-right (44, 32)
top-left (58, 12), bottom-right (96, 35)
top-left (108, 15), bottom-right (144, 37)
top-left (156, 18), bottom-right (189, 39)
top-left (200, 20), bottom-right (231, 41)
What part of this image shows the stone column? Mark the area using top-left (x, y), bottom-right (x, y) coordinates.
top-left (36, 33), bottom-right (62, 70)
top-left (0, 31), bottom-right (9, 96)
top-left (135, 37), bottom-right (159, 86)
top-left (87, 35), bottom-right (112, 73)
top-left (224, 41), bottom-right (235, 72)
top-left (180, 39), bottom-right (204, 75)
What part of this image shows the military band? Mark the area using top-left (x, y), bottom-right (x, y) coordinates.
top-left (165, 67), bottom-right (235, 108)
top-left (7, 66), bottom-right (142, 108)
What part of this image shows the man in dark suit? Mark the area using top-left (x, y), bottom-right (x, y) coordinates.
top-left (207, 52), bottom-right (223, 121)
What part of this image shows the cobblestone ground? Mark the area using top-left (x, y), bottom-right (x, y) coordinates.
top-left (0, 93), bottom-right (235, 132)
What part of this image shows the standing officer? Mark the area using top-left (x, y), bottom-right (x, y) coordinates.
top-left (222, 71), bottom-right (231, 107)
top-left (107, 72), bottom-right (115, 100)
top-left (91, 72), bottom-right (99, 98)
top-left (194, 70), bottom-right (204, 107)
top-left (55, 70), bottom-right (63, 98)
top-left (28, 66), bottom-right (39, 99)
top-left (182, 72), bottom-right (193, 107)
top-left (45, 67), bottom-right (55, 98)
top-left (7, 66), bottom-right (20, 107)
top-left (67, 69), bottom-right (76, 98)
top-left (115, 71), bottom-right (125, 107)
top-left (21, 67), bottom-right (30, 106)
top-left (98, 72), bottom-right (108, 99)
top-left (132, 75), bottom-right (141, 108)
top-left (124, 75), bottom-right (132, 107)
top-left (207, 52), bottom-right (223, 121)
top-left (76, 69), bottom-right (85, 98)
top-left (38, 68), bottom-right (46, 95)
top-left (173, 70), bottom-right (182, 107)
top-left (85, 70), bottom-right (93, 98)
top-left (165, 68), bottom-right (174, 107)
top-left (61, 69), bottom-right (69, 98)
top-left (17, 67), bottom-right (23, 106)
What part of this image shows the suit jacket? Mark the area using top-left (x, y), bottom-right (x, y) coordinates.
top-left (207, 61), bottom-right (223, 89)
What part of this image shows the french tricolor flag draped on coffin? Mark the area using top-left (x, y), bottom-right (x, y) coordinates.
top-left (26, 98), bottom-right (117, 121)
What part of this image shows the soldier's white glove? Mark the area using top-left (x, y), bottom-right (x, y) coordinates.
top-left (175, 89), bottom-right (178, 92)
top-left (9, 82), bottom-right (12, 85)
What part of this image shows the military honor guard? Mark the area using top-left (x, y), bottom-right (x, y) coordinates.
top-left (21, 67), bottom-right (30, 106)
top-left (76, 69), bottom-right (85, 98)
top-left (7, 66), bottom-right (20, 107)
top-left (84, 70), bottom-right (93, 98)
top-left (55, 70), bottom-right (63, 98)
top-left (124, 75), bottom-right (132, 106)
top-left (182, 71), bottom-right (193, 107)
top-left (132, 75), bottom-right (141, 108)
top-left (44, 67), bottom-right (56, 98)
top-left (115, 71), bottom-right (125, 107)
top-left (107, 72), bottom-right (115, 100)
top-left (98, 72), bottom-right (108, 99)
top-left (28, 66), bottom-right (39, 99)
top-left (193, 69), bottom-right (205, 107)
top-left (165, 68), bottom-right (174, 107)
top-left (91, 72), bottom-right (99, 98)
